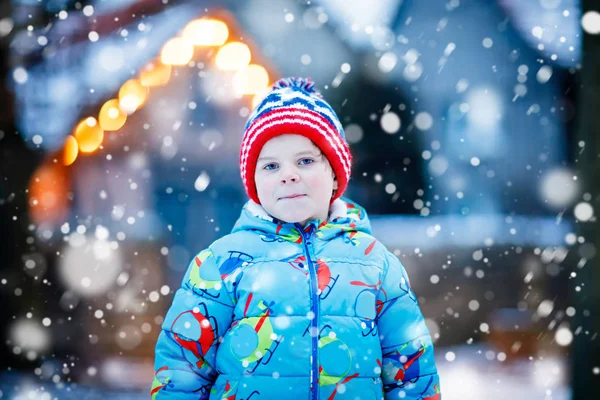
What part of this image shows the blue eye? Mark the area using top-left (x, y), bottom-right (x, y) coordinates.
top-left (299, 158), bottom-right (314, 165)
top-left (263, 163), bottom-right (278, 170)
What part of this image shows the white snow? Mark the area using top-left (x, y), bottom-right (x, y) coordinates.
top-left (380, 112), bottom-right (401, 134)
top-left (415, 112), bottom-right (433, 131)
top-left (554, 324), bottom-right (573, 346)
top-left (573, 202), bottom-right (593, 222)
top-left (536, 65), bottom-right (553, 83)
top-left (539, 168), bottom-right (579, 208)
top-left (194, 171), bottom-right (210, 192)
top-left (13, 67), bottom-right (28, 84)
top-left (581, 11), bottom-right (600, 34)
top-left (378, 52), bottom-right (397, 73)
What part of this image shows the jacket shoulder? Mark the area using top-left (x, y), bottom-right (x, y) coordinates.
top-left (206, 230), bottom-right (274, 260)
top-left (207, 231), bottom-right (249, 257)
top-left (363, 234), bottom-right (398, 270)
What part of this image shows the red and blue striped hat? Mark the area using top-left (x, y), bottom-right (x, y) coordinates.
top-left (240, 77), bottom-right (352, 204)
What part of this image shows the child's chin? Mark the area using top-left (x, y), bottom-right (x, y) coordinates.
top-left (275, 210), bottom-right (312, 224)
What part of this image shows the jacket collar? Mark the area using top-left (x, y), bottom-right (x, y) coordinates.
top-left (232, 197), bottom-right (372, 242)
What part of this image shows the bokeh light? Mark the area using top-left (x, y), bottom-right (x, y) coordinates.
top-left (539, 167), bottom-right (579, 209)
top-left (74, 117), bottom-right (104, 153)
top-left (233, 64), bottom-right (269, 95)
top-left (62, 135), bottom-right (78, 166)
top-left (59, 234), bottom-right (123, 297)
top-left (215, 42), bottom-right (251, 70)
top-left (99, 99), bottom-right (127, 131)
top-left (252, 86), bottom-right (271, 109)
top-left (466, 88), bottom-right (503, 129)
top-left (118, 79), bottom-right (149, 115)
top-left (10, 319), bottom-right (50, 353)
top-left (28, 161), bottom-right (69, 225)
top-left (160, 37), bottom-right (194, 66)
top-left (183, 18), bottom-right (229, 46)
top-left (139, 62), bottom-right (171, 87)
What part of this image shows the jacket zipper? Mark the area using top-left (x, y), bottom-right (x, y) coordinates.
top-left (297, 223), bottom-right (319, 400)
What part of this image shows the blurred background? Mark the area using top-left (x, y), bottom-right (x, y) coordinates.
top-left (1, 0), bottom-right (599, 398)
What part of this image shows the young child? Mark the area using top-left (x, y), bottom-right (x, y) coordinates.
top-left (152, 77), bottom-right (441, 399)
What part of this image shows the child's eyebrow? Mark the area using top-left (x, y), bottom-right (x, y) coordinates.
top-left (258, 150), bottom-right (319, 162)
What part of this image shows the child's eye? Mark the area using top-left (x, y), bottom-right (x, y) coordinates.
top-left (299, 158), bottom-right (314, 165)
top-left (263, 163), bottom-right (278, 170)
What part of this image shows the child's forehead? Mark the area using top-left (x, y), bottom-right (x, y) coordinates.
top-left (262, 134), bottom-right (318, 151)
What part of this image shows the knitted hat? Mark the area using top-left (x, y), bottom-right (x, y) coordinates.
top-left (239, 77), bottom-right (352, 205)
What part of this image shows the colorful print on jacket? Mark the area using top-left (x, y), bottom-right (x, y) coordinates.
top-left (152, 197), bottom-right (441, 399)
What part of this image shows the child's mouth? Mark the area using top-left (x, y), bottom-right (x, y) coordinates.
top-left (280, 194), bottom-right (306, 200)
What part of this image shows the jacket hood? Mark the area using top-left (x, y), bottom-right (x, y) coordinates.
top-left (231, 197), bottom-right (372, 242)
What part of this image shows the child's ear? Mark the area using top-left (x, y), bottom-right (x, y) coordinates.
top-left (332, 174), bottom-right (338, 190)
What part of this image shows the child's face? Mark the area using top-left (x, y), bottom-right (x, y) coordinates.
top-left (254, 134), bottom-right (338, 226)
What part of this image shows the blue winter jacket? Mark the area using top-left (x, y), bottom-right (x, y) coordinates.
top-left (152, 197), bottom-right (441, 399)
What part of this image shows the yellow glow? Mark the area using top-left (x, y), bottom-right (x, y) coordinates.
top-left (252, 86), bottom-right (272, 109)
top-left (74, 117), bottom-right (104, 153)
top-left (233, 64), bottom-right (269, 95)
top-left (160, 37), bottom-right (194, 66)
top-left (99, 99), bottom-right (127, 131)
top-left (139, 62), bottom-right (171, 87)
top-left (215, 42), bottom-right (251, 70)
top-left (63, 135), bottom-right (79, 166)
top-left (118, 79), bottom-right (148, 115)
top-left (183, 19), bottom-right (229, 46)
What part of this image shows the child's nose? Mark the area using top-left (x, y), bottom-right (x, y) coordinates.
top-left (280, 166), bottom-right (300, 184)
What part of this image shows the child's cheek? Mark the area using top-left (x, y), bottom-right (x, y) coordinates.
top-left (257, 176), bottom-right (275, 197)
top-left (266, 179), bottom-right (278, 197)
top-left (307, 174), bottom-right (326, 190)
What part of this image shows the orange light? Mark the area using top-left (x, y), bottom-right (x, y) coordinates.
top-left (74, 117), bottom-right (104, 153)
top-left (118, 79), bottom-right (149, 115)
top-left (160, 37), bottom-right (194, 66)
top-left (215, 42), bottom-right (251, 70)
top-left (252, 86), bottom-right (272, 109)
top-left (139, 62), bottom-right (171, 87)
top-left (233, 64), bottom-right (269, 95)
top-left (29, 161), bottom-right (69, 226)
top-left (99, 99), bottom-right (127, 131)
top-left (63, 135), bottom-right (79, 166)
top-left (183, 19), bottom-right (229, 46)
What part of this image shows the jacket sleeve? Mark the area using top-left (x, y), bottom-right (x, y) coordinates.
top-left (376, 251), bottom-right (441, 399)
top-left (151, 248), bottom-right (236, 399)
